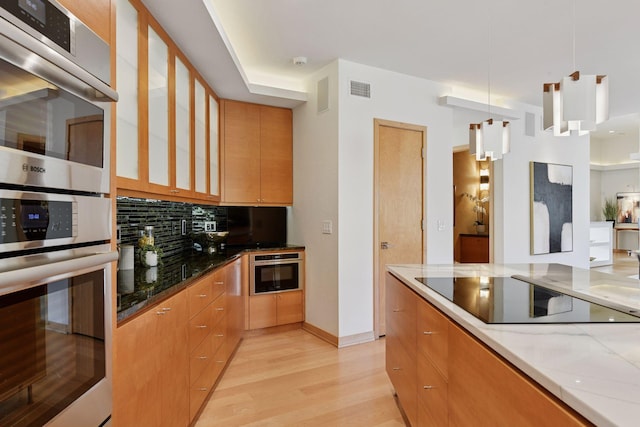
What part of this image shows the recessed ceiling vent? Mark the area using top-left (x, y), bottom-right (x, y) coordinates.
top-left (350, 80), bottom-right (371, 98)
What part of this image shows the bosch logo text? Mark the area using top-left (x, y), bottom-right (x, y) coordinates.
top-left (22, 164), bottom-right (46, 173)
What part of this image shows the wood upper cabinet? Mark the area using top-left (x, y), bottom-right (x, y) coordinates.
top-left (115, 0), bottom-right (221, 203)
top-left (221, 99), bottom-right (293, 206)
top-left (58, 0), bottom-right (111, 43)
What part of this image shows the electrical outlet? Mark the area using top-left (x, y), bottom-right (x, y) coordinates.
top-left (204, 221), bottom-right (217, 232)
top-left (181, 219), bottom-right (187, 236)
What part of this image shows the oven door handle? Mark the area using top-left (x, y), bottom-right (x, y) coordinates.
top-left (252, 259), bottom-right (301, 267)
top-left (0, 250), bottom-right (118, 296)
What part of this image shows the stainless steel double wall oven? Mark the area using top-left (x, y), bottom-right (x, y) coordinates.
top-left (0, 0), bottom-right (117, 426)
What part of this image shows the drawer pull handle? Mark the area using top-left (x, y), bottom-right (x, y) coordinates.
top-left (216, 307), bottom-right (224, 311)
top-left (156, 311), bottom-right (166, 316)
top-left (198, 294), bottom-right (208, 298)
top-left (423, 331), bottom-right (434, 335)
top-left (392, 367), bottom-right (401, 371)
top-left (423, 385), bottom-right (434, 390)
top-left (215, 334), bottom-right (224, 337)
top-left (216, 360), bottom-right (225, 364)
top-left (214, 281), bottom-right (224, 285)
top-left (197, 356), bottom-right (208, 360)
top-left (393, 309), bottom-right (402, 313)
top-left (196, 325), bottom-right (207, 329)
top-left (162, 307), bottom-right (172, 312)
top-left (197, 387), bottom-right (208, 392)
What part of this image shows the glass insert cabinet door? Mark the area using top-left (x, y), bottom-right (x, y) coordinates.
top-left (0, 269), bottom-right (106, 426)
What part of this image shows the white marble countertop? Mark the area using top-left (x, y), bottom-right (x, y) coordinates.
top-left (386, 263), bottom-right (640, 427)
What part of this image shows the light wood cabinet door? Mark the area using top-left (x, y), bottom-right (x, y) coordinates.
top-left (58, 0), bottom-right (111, 43)
top-left (417, 297), bottom-right (449, 379)
top-left (222, 100), bottom-right (261, 203)
top-left (260, 106), bottom-right (293, 204)
top-left (221, 99), bottom-right (292, 205)
top-left (276, 290), bottom-right (303, 325)
top-left (249, 294), bottom-right (277, 329)
top-left (448, 322), bottom-right (589, 427)
top-left (417, 352), bottom-right (448, 426)
top-left (114, 291), bottom-right (189, 427)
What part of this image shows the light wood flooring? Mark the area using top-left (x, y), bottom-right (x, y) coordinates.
top-left (195, 329), bottom-right (404, 427)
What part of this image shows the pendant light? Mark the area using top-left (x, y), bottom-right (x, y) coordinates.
top-left (469, 2), bottom-right (510, 161)
top-left (543, 0), bottom-right (609, 136)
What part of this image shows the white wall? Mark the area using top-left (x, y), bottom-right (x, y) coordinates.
top-left (493, 110), bottom-right (591, 268)
top-left (290, 62), bottom-right (340, 337)
top-left (337, 60), bottom-right (454, 340)
top-left (292, 59), bottom-right (593, 342)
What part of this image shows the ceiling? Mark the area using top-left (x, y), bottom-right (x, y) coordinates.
top-left (141, 0), bottom-right (640, 145)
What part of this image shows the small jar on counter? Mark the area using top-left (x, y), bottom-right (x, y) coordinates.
top-left (138, 226), bottom-right (155, 248)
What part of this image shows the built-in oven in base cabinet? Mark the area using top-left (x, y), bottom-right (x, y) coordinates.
top-left (0, 255), bottom-right (115, 427)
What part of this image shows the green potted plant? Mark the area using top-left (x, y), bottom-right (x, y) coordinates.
top-left (602, 197), bottom-right (619, 224)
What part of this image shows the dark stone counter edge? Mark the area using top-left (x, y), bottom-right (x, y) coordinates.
top-left (116, 245), bottom-right (305, 325)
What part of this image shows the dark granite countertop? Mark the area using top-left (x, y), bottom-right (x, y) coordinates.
top-left (116, 244), bottom-right (304, 323)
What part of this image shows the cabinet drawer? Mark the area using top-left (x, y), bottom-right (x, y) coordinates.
top-left (189, 345), bottom-right (226, 422)
top-left (187, 278), bottom-right (214, 318)
top-left (386, 342), bottom-right (417, 426)
top-left (212, 292), bottom-right (226, 327)
top-left (189, 334), bottom-right (215, 386)
top-left (212, 314), bottom-right (227, 356)
top-left (417, 299), bottom-right (449, 379)
top-left (188, 305), bottom-right (213, 353)
top-left (386, 275), bottom-right (417, 354)
top-left (211, 269), bottom-right (226, 301)
top-left (417, 353), bottom-right (448, 426)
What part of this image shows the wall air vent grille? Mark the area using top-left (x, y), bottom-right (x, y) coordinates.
top-left (350, 80), bottom-right (371, 98)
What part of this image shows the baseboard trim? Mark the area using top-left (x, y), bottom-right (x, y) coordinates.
top-left (338, 331), bottom-right (375, 348)
top-left (244, 322), bottom-right (302, 337)
top-left (302, 322), bottom-right (338, 347)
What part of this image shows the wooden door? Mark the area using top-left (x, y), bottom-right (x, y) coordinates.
top-left (374, 119), bottom-right (424, 336)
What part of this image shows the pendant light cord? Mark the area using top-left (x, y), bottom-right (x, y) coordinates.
top-left (572, 0), bottom-right (576, 71)
top-left (487, 0), bottom-right (492, 119)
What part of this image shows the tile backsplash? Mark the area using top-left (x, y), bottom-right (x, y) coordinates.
top-left (116, 197), bottom-right (228, 258)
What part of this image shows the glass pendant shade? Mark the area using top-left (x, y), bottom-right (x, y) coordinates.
top-left (469, 118), bottom-right (510, 161)
top-left (543, 71), bottom-right (609, 136)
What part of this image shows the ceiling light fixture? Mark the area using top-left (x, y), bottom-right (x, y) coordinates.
top-left (543, 0), bottom-right (609, 136)
top-left (469, 2), bottom-right (510, 161)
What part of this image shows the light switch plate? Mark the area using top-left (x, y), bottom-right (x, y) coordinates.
top-left (322, 220), bottom-right (332, 234)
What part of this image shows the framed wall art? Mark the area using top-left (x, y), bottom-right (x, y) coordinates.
top-left (530, 162), bottom-right (573, 255)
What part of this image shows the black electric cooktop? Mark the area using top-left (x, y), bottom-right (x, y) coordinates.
top-left (415, 276), bottom-right (640, 324)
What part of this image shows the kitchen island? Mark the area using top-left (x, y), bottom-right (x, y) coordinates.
top-left (387, 263), bottom-right (640, 427)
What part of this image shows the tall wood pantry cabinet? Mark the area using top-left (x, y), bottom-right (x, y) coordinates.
top-left (221, 99), bottom-right (293, 206)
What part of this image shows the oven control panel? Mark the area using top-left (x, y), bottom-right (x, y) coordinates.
top-left (0, 198), bottom-right (75, 243)
top-left (0, 189), bottom-right (110, 254)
